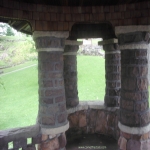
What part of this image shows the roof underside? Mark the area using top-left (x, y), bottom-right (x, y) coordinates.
top-left (10, 0), bottom-right (150, 6)
top-left (1, 0), bottom-right (150, 35)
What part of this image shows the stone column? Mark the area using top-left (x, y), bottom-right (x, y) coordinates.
top-left (33, 31), bottom-right (69, 150)
top-left (64, 40), bottom-right (83, 108)
top-left (98, 39), bottom-right (121, 107)
top-left (115, 26), bottom-right (150, 150)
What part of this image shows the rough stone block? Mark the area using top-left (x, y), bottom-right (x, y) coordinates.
top-left (58, 133), bottom-right (66, 148)
top-left (78, 111), bottom-right (87, 128)
top-left (127, 139), bottom-right (141, 150)
top-left (13, 138), bottom-right (27, 149)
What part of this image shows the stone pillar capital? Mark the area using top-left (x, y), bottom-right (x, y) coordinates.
top-left (65, 40), bottom-right (83, 46)
top-left (64, 40), bottom-right (83, 55)
top-left (33, 31), bottom-right (69, 52)
top-left (115, 25), bottom-right (150, 36)
top-left (98, 39), bottom-right (119, 53)
top-left (33, 31), bottom-right (69, 39)
top-left (115, 26), bottom-right (150, 50)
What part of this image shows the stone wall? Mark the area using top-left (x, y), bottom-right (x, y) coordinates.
top-left (66, 101), bottom-right (120, 141)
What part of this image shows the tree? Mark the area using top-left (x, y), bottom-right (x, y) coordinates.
top-left (6, 26), bottom-right (15, 36)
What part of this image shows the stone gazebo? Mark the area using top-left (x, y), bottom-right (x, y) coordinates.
top-left (0, 0), bottom-right (150, 150)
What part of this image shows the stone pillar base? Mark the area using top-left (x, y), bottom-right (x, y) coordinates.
top-left (38, 132), bottom-right (66, 150)
top-left (118, 131), bottom-right (150, 150)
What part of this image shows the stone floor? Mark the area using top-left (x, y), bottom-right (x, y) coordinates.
top-left (66, 134), bottom-right (118, 150)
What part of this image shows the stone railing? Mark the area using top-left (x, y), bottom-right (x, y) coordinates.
top-left (0, 101), bottom-right (119, 150)
top-left (66, 101), bottom-right (120, 141)
top-left (0, 125), bottom-right (41, 150)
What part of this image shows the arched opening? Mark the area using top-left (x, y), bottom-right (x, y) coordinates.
top-left (69, 22), bottom-right (116, 101)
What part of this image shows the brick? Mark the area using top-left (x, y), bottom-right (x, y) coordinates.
top-left (63, 22), bottom-right (69, 31)
top-left (57, 113), bottom-right (67, 123)
top-left (58, 22), bottom-right (64, 31)
top-left (17, 10), bottom-right (23, 18)
top-left (69, 22), bottom-right (75, 31)
top-left (37, 4), bottom-right (43, 12)
top-left (82, 6), bottom-right (92, 13)
top-left (73, 14), bottom-right (81, 22)
top-left (105, 13), bottom-right (111, 20)
top-left (45, 13), bottom-right (50, 21)
top-left (141, 10), bottom-right (149, 17)
top-left (42, 5), bottom-right (48, 12)
top-left (114, 5), bottom-right (119, 12)
top-left (65, 14), bottom-right (72, 21)
top-left (84, 14), bottom-right (90, 21)
top-left (109, 6), bottom-right (114, 12)
top-left (41, 98), bottom-right (53, 104)
top-left (141, 1), bottom-right (149, 9)
top-left (13, 10), bottom-right (18, 18)
top-left (13, 1), bottom-right (19, 9)
top-left (92, 6), bottom-right (103, 13)
top-left (57, 6), bottom-right (63, 13)
top-left (119, 4), bottom-right (126, 12)
top-left (135, 2), bottom-right (141, 10)
top-left (33, 12), bottom-right (39, 20)
top-left (35, 21), bottom-right (42, 30)
top-left (99, 13), bottom-right (105, 20)
top-left (57, 14), bottom-right (65, 21)
top-left (51, 13), bottom-right (57, 21)
top-left (104, 6), bottom-right (109, 12)
top-left (48, 6), bottom-right (58, 13)
top-left (41, 115), bottom-right (55, 125)
top-left (124, 11), bottom-right (131, 18)
top-left (23, 11), bottom-right (32, 19)
top-left (140, 17), bottom-right (150, 25)
top-left (58, 103), bottom-right (66, 112)
top-left (126, 4), bottom-right (135, 10)
top-left (55, 96), bottom-right (64, 103)
top-left (39, 12), bottom-right (45, 20)
top-left (63, 6), bottom-right (70, 13)
top-left (90, 14), bottom-right (99, 21)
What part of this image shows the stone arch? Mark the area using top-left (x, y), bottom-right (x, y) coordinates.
top-left (69, 21), bottom-right (116, 40)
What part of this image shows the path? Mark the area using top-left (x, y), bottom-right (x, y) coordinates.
top-left (0, 64), bottom-right (37, 77)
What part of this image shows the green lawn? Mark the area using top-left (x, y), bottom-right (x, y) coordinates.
top-left (0, 56), bottom-right (105, 130)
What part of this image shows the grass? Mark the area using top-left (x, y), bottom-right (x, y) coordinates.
top-left (0, 56), bottom-right (105, 130)
top-left (77, 55), bottom-right (105, 100)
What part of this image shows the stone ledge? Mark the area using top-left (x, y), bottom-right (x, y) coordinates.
top-left (33, 31), bottom-right (69, 38)
top-left (41, 122), bottom-right (69, 135)
top-left (118, 122), bottom-right (150, 135)
top-left (67, 101), bottom-right (119, 114)
top-left (119, 44), bottom-right (149, 50)
top-left (63, 52), bottom-right (77, 55)
top-left (105, 50), bottom-right (120, 54)
top-left (98, 39), bottom-right (118, 45)
top-left (65, 40), bottom-right (83, 46)
top-left (115, 26), bottom-right (150, 36)
top-left (0, 125), bottom-right (40, 142)
top-left (36, 48), bottom-right (64, 52)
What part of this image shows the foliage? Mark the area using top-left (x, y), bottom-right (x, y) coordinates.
top-left (0, 36), bottom-right (37, 67)
top-left (6, 27), bottom-right (15, 36)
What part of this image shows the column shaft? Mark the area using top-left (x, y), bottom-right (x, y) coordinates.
top-left (33, 31), bottom-right (69, 150)
top-left (116, 26), bottom-right (150, 150)
top-left (64, 40), bottom-right (82, 108)
top-left (99, 39), bottom-right (121, 107)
